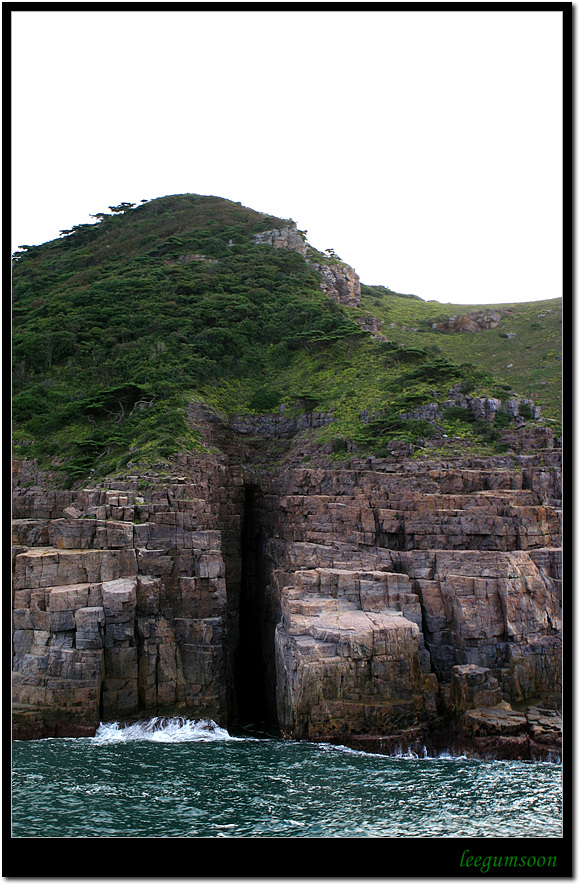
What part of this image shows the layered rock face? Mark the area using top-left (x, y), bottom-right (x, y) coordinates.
top-left (256, 451), bottom-right (562, 758)
top-left (12, 455), bottom-right (245, 738)
top-left (12, 418), bottom-right (562, 759)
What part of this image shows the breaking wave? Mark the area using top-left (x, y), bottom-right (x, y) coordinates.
top-left (393, 745), bottom-right (469, 761)
top-left (319, 742), bottom-right (469, 761)
top-left (318, 742), bottom-right (559, 764)
top-left (93, 717), bottom-right (242, 744)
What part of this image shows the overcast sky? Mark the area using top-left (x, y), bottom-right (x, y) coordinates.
top-left (11, 8), bottom-right (564, 305)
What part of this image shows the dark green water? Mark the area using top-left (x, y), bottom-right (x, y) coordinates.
top-left (11, 718), bottom-right (562, 838)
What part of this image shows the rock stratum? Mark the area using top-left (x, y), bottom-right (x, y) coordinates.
top-left (12, 411), bottom-right (562, 761)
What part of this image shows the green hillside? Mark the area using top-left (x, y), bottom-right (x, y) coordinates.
top-left (12, 194), bottom-right (562, 483)
top-left (358, 285), bottom-right (562, 421)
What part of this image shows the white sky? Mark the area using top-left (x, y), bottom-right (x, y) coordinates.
top-left (11, 9), bottom-right (564, 305)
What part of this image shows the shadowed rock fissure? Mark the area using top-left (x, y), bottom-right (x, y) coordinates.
top-left (234, 485), bottom-right (278, 728)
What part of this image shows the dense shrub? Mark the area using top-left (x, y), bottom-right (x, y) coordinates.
top-left (11, 195), bottom-right (365, 478)
top-left (13, 194), bottom-right (542, 480)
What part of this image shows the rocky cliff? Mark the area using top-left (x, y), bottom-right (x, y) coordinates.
top-left (11, 195), bottom-right (562, 760)
top-left (12, 408), bottom-right (562, 760)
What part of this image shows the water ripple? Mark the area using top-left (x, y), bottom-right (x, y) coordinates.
top-left (12, 718), bottom-right (563, 838)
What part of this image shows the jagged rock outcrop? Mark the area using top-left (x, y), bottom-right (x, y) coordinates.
top-left (252, 225), bottom-right (309, 256)
top-left (12, 413), bottom-right (562, 760)
top-left (432, 309), bottom-right (511, 333)
top-left (354, 314), bottom-right (383, 337)
top-left (367, 387), bottom-right (545, 432)
top-left (252, 222), bottom-right (362, 308)
top-left (308, 262), bottom-right (361, 308)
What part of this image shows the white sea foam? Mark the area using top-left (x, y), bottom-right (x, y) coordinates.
top-left (389, 747), bottom-right (471, 761)
top-left (93, 717), bottom-right (242, 744)
top-left (318, 741), bottom-right (471, 762)
top-left (317, 742), bottom-right (380, 758)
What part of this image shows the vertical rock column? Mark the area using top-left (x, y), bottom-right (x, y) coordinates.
top-left (12, 462), bottom-right (239, 738)
top-left (12, 545), bottom-right (136, 738)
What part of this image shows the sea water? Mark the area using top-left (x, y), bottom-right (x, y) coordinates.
top-left (11, 718), bottom-right (562, 838)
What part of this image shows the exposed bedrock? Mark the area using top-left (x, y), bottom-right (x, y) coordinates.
top-left (12, 456), bottom-right (243, 739)
top-left (251, 223), bottom-right (362, 308)
top-left (12, 426), bottom-right (562, 758)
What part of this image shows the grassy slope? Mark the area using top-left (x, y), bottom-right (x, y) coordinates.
top-left (359, 286), bottom-right (562, 421)
top-left (12, 194), bottom-right (562, 483)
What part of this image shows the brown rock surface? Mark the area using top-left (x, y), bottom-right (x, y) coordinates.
top-left (432, 309), bottom-right (509, 333)
top-left (12, 414), bottom-right (562, 758)
top-left (309, 262), bottom-right (361, 307)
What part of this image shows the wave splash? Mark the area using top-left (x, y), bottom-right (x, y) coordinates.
top-left (93, 717), bottom-right (240, 744)
top-left (393, 746), bottom-right (468, 761)
top-left (322, 743), bottom-right (469, 761)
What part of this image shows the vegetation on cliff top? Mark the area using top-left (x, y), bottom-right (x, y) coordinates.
top-left (12, 194), bottom-right (561, 482)
top-left (359, 284), bottom-right (562, 422)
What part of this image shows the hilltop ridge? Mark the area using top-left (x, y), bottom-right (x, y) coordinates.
top-left (12, 193), bottom-right (561, 485)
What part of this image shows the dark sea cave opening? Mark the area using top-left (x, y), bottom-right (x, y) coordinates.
top-left (234, 484), bottom-right (278, 731)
